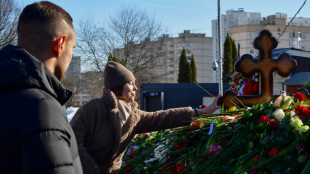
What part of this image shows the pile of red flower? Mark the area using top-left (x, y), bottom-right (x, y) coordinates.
top-left (120, 91), bottom-right (310, 174)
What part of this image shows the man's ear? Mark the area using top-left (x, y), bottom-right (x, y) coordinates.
top-left (53, 35), bottom-right (67, 56)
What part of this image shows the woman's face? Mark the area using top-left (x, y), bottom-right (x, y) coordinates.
top-left (121, 81), bottom-right (137, 103)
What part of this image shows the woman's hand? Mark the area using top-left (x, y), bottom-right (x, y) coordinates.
top-left (194, 95), bottom-right (221, 116)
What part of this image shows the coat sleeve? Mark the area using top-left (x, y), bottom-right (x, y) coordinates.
top-left (134, 107), bottom-right (194, 133)
top-left (21, 98), bottom-right (82, 174)
top-left (70, 100), bottom-right (101, 174)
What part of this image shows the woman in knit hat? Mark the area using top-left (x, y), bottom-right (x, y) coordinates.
top-left (70, 61), bottom-right (220, 174)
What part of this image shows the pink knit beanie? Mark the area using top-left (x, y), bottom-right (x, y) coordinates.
top-left (104, 61), bottom-right (135, 89)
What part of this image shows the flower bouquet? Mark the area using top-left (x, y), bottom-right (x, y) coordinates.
top-left (230, 73), bottom-right (259, 96)
top-left (120, 91), bottom-right (310, 174)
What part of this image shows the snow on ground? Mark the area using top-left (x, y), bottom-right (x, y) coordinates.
top-left (66, 107), bottom-right (79, 122)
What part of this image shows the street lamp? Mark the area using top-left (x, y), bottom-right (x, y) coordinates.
top-left (214, 0), bottom-right (223, 95)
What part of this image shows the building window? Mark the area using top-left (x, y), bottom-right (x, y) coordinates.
top-left (277, 28), bottom-right (281, 32)
top-left (289, 33), bottom-right (293, 38)
top-left (250, 33), bottom-right (255, 38)
top-left (289, 41), bottom-right (293, 46)
top-left (187, 56), bottom-right (191, 61)
top-left (301, 33), bottom-right (306, 39)
top-left (250, 50), bottom-right (254, 54)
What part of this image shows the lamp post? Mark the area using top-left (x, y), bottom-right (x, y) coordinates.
top-left (215, 0), bottom-right (223, 95)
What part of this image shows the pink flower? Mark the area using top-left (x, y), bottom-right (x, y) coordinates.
top-left (222, 116), bottom-right (237, 120)
top-left (209, 144), bottom-right (222, 155)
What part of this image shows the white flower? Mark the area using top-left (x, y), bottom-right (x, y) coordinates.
top-left (273, 109), bottom-right (285, 121)
top-left (154, 144), bottom-right (167, 161)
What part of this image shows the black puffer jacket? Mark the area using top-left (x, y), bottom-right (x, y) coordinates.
top-left (0, 45), bottom-right (83, 174)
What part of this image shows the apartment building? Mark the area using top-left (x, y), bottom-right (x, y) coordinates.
top-left (212, 9), bottom-right (261, 82)
top-left (114, 30), bottom-right (214, 83)
top-left (230, 14), bottom-right (310, 57)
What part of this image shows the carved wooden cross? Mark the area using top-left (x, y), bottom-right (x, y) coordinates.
top-left (218, 30), bottom-right (297, 109)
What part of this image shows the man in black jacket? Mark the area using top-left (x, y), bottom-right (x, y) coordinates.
top-left (0, 1), bottom-right (82, 173)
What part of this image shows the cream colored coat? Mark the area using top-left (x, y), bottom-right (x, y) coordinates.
top-left (70, 89), bottom-right (193, 173)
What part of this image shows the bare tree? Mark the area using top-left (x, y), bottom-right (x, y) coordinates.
top-left (76, 6), bottom-right (162, 76)
top-left (0, 0), bottom-right (20, 48)
top-left (109, 7), bottom-right (162, 74)
top-left (76, 18), bottom-right (108, 73)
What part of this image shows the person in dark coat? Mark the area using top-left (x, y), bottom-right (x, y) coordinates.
top-left (0, 1), bottom-right (82, 173)
top-left (70, 61), bottom-right (220, 173)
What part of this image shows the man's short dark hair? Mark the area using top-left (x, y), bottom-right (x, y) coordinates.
top-left (17, 1), bottom-right (73, 45)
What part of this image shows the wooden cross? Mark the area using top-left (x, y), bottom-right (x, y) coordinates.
top-left (218, 30), bottom-right (297, 109)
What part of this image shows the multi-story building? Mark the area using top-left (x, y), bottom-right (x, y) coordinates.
top-left (230, 14), bottom-right (310, 57)
top-left (114, 30), bottom-right (214, 83)
top-left (64, 55), bottom-right (81, 91)
top-left (212, 9), bottom-right (261, 82)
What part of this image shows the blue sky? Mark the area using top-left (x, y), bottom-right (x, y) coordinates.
top-left (17, 0), bottom-right (309, 37)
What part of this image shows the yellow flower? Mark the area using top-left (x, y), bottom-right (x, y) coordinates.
top-left (228, 106), bottom-right (237, 112)
top-left (199, 122), bottom-right (205, 128)
top-left (290, 118), bottom-right (303, 129)
top-left (298, 125), bottom-right (309, 135)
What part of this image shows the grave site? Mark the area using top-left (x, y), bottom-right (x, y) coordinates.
top-left (119, 30), bottom-right (310, 174)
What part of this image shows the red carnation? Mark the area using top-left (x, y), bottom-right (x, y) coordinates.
top-left (294, 91), bottom-right (305, 101)
top-left (298, 143), bottom-right (306, 150)
top-left (268, 148), bottom-right (279, 157)
top-left (200, 104), bottom-right (207, 108)
top-left (176, 163), bottom-right (186, 173)
top-left (129, 151), bottom-right (136, 157)
top-left (161, 165), bottom-right (170, 173)
top-left (190, 121), bottom-right (200, 131)
top-left (143, 133), bottom-right (148, 137)
top-left (294, 104), bottom-right (304, 117)
top-left (220, 138), bottom-right (229, 146)
top-left (253, 154), bottom-right (260, 162)
top-left (174, 144), bottom-right (181, 150)
top-left (259, 115), bottom-right (269, 124)
top-left (124, 166), bottom-right (131, 173)
top-left (269, 120), bottom-right (279, 130)
top-left (136, 135), bottom-right (141, 140)
top-left (124, 157), bottom-right (129, 163)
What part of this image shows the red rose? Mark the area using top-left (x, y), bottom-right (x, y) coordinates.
top-left (298, 143), bottom-right (306, 150)
top-left (220, 138), bottom-right (229, 146)
top-left (268, 120), bottom-right (279, 130)
top-left (129, 151), bottom-right (136, 157)
top-left (190, 121), bottom-right (200, 131)
top-left (200, 104), bottom-right (207, 108)
top-left (294, 104), bottom-right (303, 117)
top-left (143, 133), bottom-right (148, 137)
top-left (301, 107), bottom-right (310, 118)
top-left (259, 115), bottom-right (270, 124)
top-left (253, 154), bottom-right (260, 162)
top-left (294, 91), bottom-right (305, 101)
top-left (161, 165), bottom-right (170, 173)
top-left (174, 144), bottom-right (181, 150)
top-left (136, 135), bottom-right (141, 140)
top-left (124, 157), bottom-right (129, 163)
top-left (251, 168), bottom-right (257, 174)
top-left (124, 166), bottom-right (131, 173)
top-left (176, 163), bottom-right (186, 173)
top-left (268, 148), bottom-right (279, 157)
